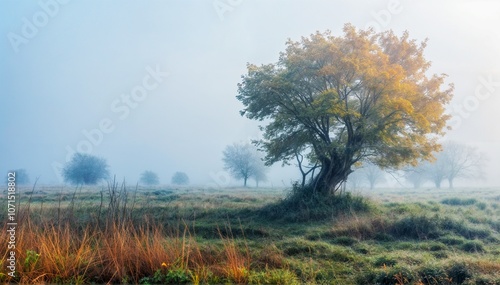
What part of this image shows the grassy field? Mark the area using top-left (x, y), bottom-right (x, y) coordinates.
top-left (0, 183), bottom-right (499, 284)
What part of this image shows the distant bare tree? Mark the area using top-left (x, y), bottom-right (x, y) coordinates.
top-left (140, 170), bottom-right (160, 185)
top-left (412, 141), bottom-right (485, 189)
top-left (222, 143), bottom-right (267, 187)
top-left (402, 164), bottom-right (427, 188)
top-left (346, 169), bottom-right (364, 190)
top-left (253, 163), bottom-right (268, 188)
top-left (358, 162), bottom-right (386, 190)
top-left (440, 141), bottom-right (485, 188)
top-left (422, 154), bottom-right (448, 188)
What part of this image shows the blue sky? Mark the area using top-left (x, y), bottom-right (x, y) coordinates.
top-left (1, 0), bottom-right (499, 186)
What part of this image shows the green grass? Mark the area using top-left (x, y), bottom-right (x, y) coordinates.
top-left (0, 185), bottom-right (499, 284)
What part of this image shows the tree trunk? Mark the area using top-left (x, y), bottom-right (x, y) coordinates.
top-left (312, 159), bottom-right (349, 196)
top-left (434, 179), bottom-right (441, 188)
top-left (243, 176), bottom-right (247, 187)
top-left (448, 178), bottom-right (454, 189)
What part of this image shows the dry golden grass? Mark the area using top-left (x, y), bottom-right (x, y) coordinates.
top-left (330, 214), bottom-right (390, 240)
top-left (0, 210), bottom-right (251, 284)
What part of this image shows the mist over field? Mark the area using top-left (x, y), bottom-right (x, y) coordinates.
top-left (1, 0), bottom-right (500, 188)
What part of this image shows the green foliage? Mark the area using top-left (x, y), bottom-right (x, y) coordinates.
top-left (237, 24), bottom-right (453, 195)
top-left (23, 250), bottom-right (41, 271)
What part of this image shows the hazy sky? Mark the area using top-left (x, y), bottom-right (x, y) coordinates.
top-left (1, 0), bottom-right (499, 187)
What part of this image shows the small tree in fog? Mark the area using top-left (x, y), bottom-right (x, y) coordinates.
top-left (402, 165), bottom-right (427, 188)
top-left (140, 170), bottom-right (160, 185)
top-left (440, 141), bottom-right (485, 188)
top-left (253, 162), bottom-right (268, 188)
top-left (422, 156), bottom-right (447, 188)
top-left (222, 143), bottom-right (267, 187)
top-left (7, 168), bottom-right (30, 185)
top-left (418, 141), bottom-right (485, 188)
top-left (358, 162), bottom-right (385, 190)
top-left (171, 172), bottom-right (189, 185)
top-left (62, 153), bottom-right (110, 185)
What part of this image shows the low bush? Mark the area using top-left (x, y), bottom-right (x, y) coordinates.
top-left (356, 265), bottom-right (416, 285)
top-left (389, 215), bottom-right (441, 239)
top-left (438, 235), bottom-right (466, 246)
top-left (460, 240), bottom-right (486, 253)
top-left (446, 261), bottom-right (474, 284)
top-left (417, 264), bottom-right (449, 285)
top-left (373, 256), bottom-right (397, 267)
top-left (260, 184), bottom-right (372, 222)
top-left (248, 269), bottom-right (300, 285)
top-left (331, 236), bottom-right (358, 246)
top-left (441, 198), bottom-right (477, 206)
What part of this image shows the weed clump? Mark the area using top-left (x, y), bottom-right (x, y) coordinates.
top-left (260, 184), bottom-right (372, 222)
top-left (460, 240), bottom-right (485, 253)
top-left (441, 198), bottom-right (477, 206)
top-left (248, 269), bottom-right (300, 285)
top-left (373, 256), bottom-right (397, 267)
top-left (417, 264), bottom-right (449, 285)
top-left (389, 215), bottom-right (441, 239)
top-left (331, 236), bottom-right (358, 246)
top-left (438, 235), bottom-right (466, 246)
top-left (446, 262), bottom-right (473, 284)
top-left (356, 265), bottom-right (416, 285)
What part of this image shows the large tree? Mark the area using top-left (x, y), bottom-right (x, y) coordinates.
top-left (237, 24), bottom-right (453, 196)
top-left (222, 143), bottom-right (267, 187)
top-left (62, 153), bottom-right (110, 185)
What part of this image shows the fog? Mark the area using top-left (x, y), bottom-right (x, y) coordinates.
top-left (1, 0), bottom-right (499, 187)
